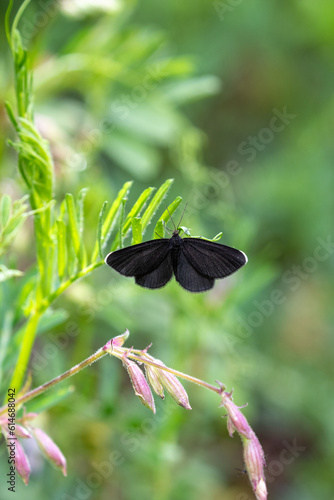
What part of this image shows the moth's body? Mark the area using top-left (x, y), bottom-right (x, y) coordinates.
top-left (105, 228), bottom-right (247, 293)
top-left (169, 231), bottom-right (183, 270)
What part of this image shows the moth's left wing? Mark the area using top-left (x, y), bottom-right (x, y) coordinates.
top-left (135, 252), bottom-right (173, 289)
top-left (105, 239), bottom-right (170, 276)
top-left (182, 238), bottom-right (247, 279)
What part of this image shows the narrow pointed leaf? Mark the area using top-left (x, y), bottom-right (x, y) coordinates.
top-left (141, 178), bottom-right (174, 232)
top-left (76, 188), bottom-right (89, 237)
top-left (2, 211), bottom-right (25, 239)
top-left (110, 186), bottom-right (154, 250)
top-left (152, 196), bottom-right (182, 238)
top-left (0, 194), bottom-right (12, 229)
top-left (5, 101), bottom-right (19, 131)
top-left (0, 311), bottom-right (13, 390)
top-left (56, 219), bottom-right (66, 281)
top-left (91, 181), bottom-right (132, 262)
top-left (96, 201), bottom-right (108, 260)
top-left (121, 187), bottom-right (154, 235)
top-left (65, 193), bottom-right (85, 268)
top-left (153, 220), bottom-right (164, 239)
top-left (65, 193), bottom-right (80, 255)
top-left (131, 217), bottom-right (142, 244)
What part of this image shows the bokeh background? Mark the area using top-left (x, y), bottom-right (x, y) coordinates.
top-left (1, 0), bottom-right (333, 499)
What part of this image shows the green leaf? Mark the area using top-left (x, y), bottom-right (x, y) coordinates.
top-left (56, 219), bottom-right (67, 282)
top-left (5, 0), bottom-right (14, 47)
top-left (185, 231), bottom-right (223, 242)
top-left (12, 194), bottom-right (29, 212)
top-left (153, 220), bottom-right (164, 239)
top-left (91, 181), bottom-right (132, 262)
top-left (76, 187), bottom-right (89, 236)
top-left (152, 196), bottom-right (182, 237)
top-left (65, 193), bottom-right (85, 268)
top-left (110, 186), bottom-right (155, 250)
top-left (118, 197), bottom-right (127, 249)
top-left (121, 187), bottom-right (154, 236)
top-left (131, 217), bottom-right (142, 244)
top-left (0, 311), bottom-right (13, 390)
top-left (96, 201), bottom-right (108, 260)
top-left (162, 75), bottom-right (221, 105)
top-left (1, 211), bottom-right (25, 240)
top-left (103, 132), bottom-right (160, 180)
top-left (11, 0), bottom-right (33, 46)
top-left (0, 194), bottom-right (12, 229)
top-left (5, 101), bottom-right (19, 131)
top-left (141, 178), bottom-right (174, 232)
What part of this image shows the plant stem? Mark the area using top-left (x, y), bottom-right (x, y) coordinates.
top-left (0, 347), bottom-right (107, 416)
top-left (7, 309), bottom-right (42, 400)
top-left (113, 347), bottom-right (222, 395)
top-left (42, 261), bottom-right (104, 309)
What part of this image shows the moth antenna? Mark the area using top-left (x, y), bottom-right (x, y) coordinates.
top-left (177, 202), bottom-right (188, 229)
top-left (166, 207), bottom-right (177, 230)
top-left (163, 221), bottom-right (172, 235)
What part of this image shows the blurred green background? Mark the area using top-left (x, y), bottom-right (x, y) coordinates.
top-left (0, 0), bottom-right (333, 499)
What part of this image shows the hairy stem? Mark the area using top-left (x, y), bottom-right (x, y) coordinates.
top-left (1, 347), bottom-right (107, 416)
top-left (111, 346), bottom-right (222, 395)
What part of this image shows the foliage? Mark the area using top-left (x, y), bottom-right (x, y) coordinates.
top-left (0, 0), bottom-right (333, 499)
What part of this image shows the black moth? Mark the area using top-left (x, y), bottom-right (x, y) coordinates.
top-left (105, 226), bottom-right (247, 293)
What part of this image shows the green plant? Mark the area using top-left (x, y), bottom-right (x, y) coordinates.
top-left (0, 2), bottom-right (267, 499)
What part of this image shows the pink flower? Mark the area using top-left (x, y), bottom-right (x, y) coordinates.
top-left (33, 428), bottom-right (67, 476)
top-left (146, 358), bottom-right (191, 410)
top-left (15, 439), bottom-right (31, 485)
top-left (242, 433), bottom-right (267, 500)
top-left (144, 364), bottom-right (165, 399)
top-left (220, 389), bottom-right (252, 439)
top-left (2, 428), bottom-right (30, 485)
top-left (122, 357), bottom-right (156, 413)
top-left (14, 424), bottom-right (32, 439)
top-left (220, 388), bottom-right (267, 500)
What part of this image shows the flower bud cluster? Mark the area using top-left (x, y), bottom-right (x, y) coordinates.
top-left (103, 331), bottom-right (191, 413)
top-left (0, 412), bottom-right (67, 485)
top-left (219, 386), bottom-right (267, 500)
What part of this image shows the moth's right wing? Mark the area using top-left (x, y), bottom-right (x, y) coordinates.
top-left (105, 239), bottom-right (170, 276)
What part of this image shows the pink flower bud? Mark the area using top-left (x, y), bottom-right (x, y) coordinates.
top-left (144, 364), bottom-right (165, 399)
top-left (242, 433), bottom-right (267, 500)
top-left (123, 358), bottom-right (156, 413)
top-left (3, 427), bottom-right (31, 484)
top-left (15, 424), bottom-right (32, 439)
top-left (220, 388), bottom-right (267, 500)
top-left (151, 359), bottom-right (191, 410)
top-left (219, 390), bottom-right (252, 439)
top-left (15, 439), bottom-right (31, 485)
top-left (33, 428), bottom-right (67, 476)
top-left (103, 329), bottom-right (130, 352)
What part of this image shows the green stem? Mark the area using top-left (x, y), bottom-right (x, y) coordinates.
top-left (0, 347), bottom-right (107, 416)
top-left (41, 260), bottom-right (104, 309)
top-left (7, 309), bottom-right (42, 398)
